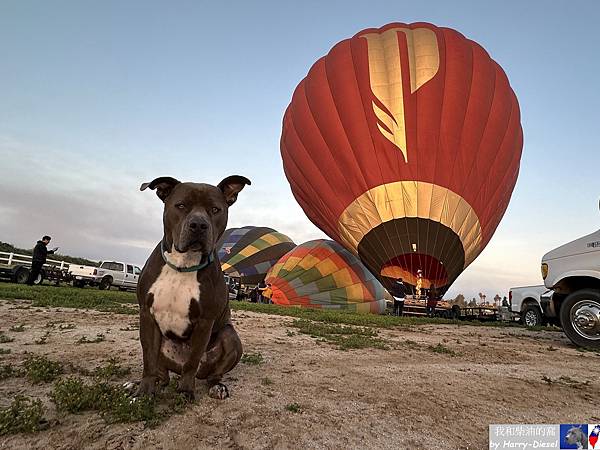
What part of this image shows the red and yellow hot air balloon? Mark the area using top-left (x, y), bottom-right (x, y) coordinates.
top-left (281, 22), bottom-right (523, 294)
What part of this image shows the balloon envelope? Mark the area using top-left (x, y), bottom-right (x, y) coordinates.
top-left (265, 239), bottom-right (387, 314)
top-left (217, 226), bottom-right (296, 284)
top-left (281, 22), bottom-right (523, 293)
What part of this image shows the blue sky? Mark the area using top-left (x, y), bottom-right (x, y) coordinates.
top-left (1, 0), bottom-right (599, 299)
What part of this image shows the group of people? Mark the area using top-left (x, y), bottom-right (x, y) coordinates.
top-left (389, 277), bottom-right (440, 317)
top-left (247, 281), bottom-right (274, 304)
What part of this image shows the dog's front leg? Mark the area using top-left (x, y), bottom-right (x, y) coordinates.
top-left (137, 304), bottom-right (162, 397)
top-left (178, 318), bottom-right (213, 399)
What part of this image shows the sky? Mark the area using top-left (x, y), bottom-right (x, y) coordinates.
top-left (1, 0), bottom-right (599, 300)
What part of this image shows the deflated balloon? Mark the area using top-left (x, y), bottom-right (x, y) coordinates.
top-left (265, 239), bottom-right (387, 314)
top-left (281, 22), bottom-right (523, 293)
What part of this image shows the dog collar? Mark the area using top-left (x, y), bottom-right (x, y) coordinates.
top-left (161, 241), bottom-right (215, 273)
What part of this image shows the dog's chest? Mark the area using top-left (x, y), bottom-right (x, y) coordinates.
top-left (149, 266), bottom-right (200, 337)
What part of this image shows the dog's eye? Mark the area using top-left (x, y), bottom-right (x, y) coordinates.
top-left (211, 207), bottom-right (221, 214)
top-left (175, 203), bottom-right (185, 210)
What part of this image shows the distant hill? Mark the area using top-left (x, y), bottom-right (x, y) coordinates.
top-left (0, 241), bottom-right (98, 266)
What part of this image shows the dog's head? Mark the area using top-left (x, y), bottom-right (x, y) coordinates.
top-left (141, 175), bottom-right (251, 257)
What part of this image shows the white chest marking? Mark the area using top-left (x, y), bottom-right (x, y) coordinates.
top-left (149, 264), bottom-right (201, 337)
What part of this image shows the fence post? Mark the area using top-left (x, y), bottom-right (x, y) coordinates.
top-left (60, 261), bottom-right (65, 270)
top-left (8, 253), bottom-right (13, 266)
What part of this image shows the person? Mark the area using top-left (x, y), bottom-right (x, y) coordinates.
top-left (502, 296), bottom-right (509, 308)
top-left (26, 236), bottom-right (58, 285)
top-left (257, 280), bottom-right (267, 303)
top-left (426, 284), bottom-right (439, 317)
top-left (390, 277), bottom-right (406, 316)
top-left (249, 286), bottom-right (259, 303)
top-left (262, 283), bottom-right (273, 304)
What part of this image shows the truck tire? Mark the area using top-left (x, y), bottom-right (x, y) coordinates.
top-left (522, 305), bottom-right (542, 328)
top-left (73, 280), bottom-right (84, 288)
top-left (559, 289), bottom-right (600, 349)
top-left (99, 277), bottom-right (112, 290)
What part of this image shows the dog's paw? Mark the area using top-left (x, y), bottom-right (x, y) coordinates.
top-left (135, 377), bottom-right (157, 397)
top-left (208, 383), bottom-right (229, 400)
top-left (176, 380), bottom-right (195, 401)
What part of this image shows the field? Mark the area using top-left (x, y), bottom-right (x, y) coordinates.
top-left (0, 284), bottom-right (599, 449)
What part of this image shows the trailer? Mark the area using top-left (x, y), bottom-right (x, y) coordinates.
top-left (0, 251), bottom-right (72, 285)
top-left (399, 295), bottom-right (501, 321)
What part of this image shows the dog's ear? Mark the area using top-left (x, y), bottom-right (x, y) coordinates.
top-left (218, 175), bottom-right (251, 206)
top-left (140, 177), bottom-right (181, 202)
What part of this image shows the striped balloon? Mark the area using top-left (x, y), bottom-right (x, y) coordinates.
top-left (265, 240), bottom-right (386, 314)
top-left (217, 226), bottom-right (296, 284)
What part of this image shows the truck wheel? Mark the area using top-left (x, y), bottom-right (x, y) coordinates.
top-left (99, 277), bottom-right (112, 290)
top-left (560, 289), bottom-right (600, 349)
top-left (73, 280), bottom-right (84, 288)
top-left (14, 267), bottom-right (29, 284)
top-left (522, 305), bottom-right (542, 327)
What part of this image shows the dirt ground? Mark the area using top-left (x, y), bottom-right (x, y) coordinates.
top-left (0, 299), bottom-right (598, 450)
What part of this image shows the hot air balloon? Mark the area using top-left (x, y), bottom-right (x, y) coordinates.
top-left (217, 226), bottom-right (296, 284)
top-left (265, 240), bottom-right (387, 314)
top-left (281, 22), bottom-right (523, 294)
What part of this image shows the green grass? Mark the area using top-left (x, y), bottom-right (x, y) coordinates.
top-left (51, 377), bottom-right (190, 427)
top-left (240, 352), bottom-right (264, 365)
top-left (427, 343), bottom-right (458, 356)
top-left (0, 395), bottom-right (46, 435)
top-left (0, 332), bottom-right (14, 344)
top-left (76, 334), bottom-right (106, 344)
top-left (93, 358), bottom-right (131, 380)
top-left (0, 284), bottom-right (137, 315)
top-left (285, 403), bottom-right (301, 413)
top-left (0, 363), bottom-right (23, 380)
top-left (23, 355), bottom-right (63, 383)
top-left (291, 319), bottom-right (388, 350)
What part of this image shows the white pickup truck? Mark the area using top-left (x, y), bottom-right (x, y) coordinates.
top-left (69, 261), bottom-right (141, 291)
top-left (508, 285), bottom-right (552, 327)
top-left (95, 261), bottom-right (142, 291)
top-left (69, 264), bottom-right (99, 288)
top-left (541, 224), bottom-right (600, 348)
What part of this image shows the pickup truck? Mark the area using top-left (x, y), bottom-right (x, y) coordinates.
top-left (508, 285), bottom-right (552, 327)
top-left (95, 261), bottom-right (142, 291)
top-left (69, 264), bottom-right (99, 288)
top-left (541, 223), bottom-right (600, 348)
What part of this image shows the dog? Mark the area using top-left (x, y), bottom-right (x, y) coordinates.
top-left (136, 175), bottom-right (250, 400)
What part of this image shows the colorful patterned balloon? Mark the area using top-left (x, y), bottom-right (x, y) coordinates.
top-left (217, 226), bottom-right (296, 284)
top-left (265, 240), bottom-right (387, 314)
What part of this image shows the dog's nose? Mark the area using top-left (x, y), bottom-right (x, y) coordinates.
top-left (188, 219), bottom-right (209, 232)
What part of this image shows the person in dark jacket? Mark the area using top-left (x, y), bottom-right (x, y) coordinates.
top-left (391, 278), bottom-right (406, 316)
top-left (26, 236), bottom-right (58, 285)
top-left (426, 284), bottom-right (439, 317)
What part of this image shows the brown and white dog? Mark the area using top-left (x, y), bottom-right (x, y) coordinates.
top-left (136, 175), bottom-right (250, 399)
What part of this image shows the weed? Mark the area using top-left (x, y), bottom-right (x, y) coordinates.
top-left (23, 355), bottom-right (63, 383)
top-left (291, 319), bottom-right (388, 350)
top-left (51, 377), bottom-right (190, 427)
top-left (0, 395), bottom-right (46, 435)
top-left (76, 334), bottom-right (105, 344)
top-left (34, 332), bottom-right (51, 345)
top-left (58, 324), bottom-right (76, 330)
top-left (94, 358), bottom-right (131, 380)
top-left (0, 348), bottom-right (11, 355)
top-left (428, 343), bottom-right (457, 356)
top-left (546, 345), bottom-right (558, 352)
top-left (285, 403), bottom-right (301, 413)
top-left (0, 333), bottom-right (14, 344)
top-left (9, 324), bottom-right (25, 332)
top-left (261, 377), bottom-right (274, 386)
top-left (0, 363), bottom-right (23, 380)
top-left (241, 353), bottom-right (264, 365)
